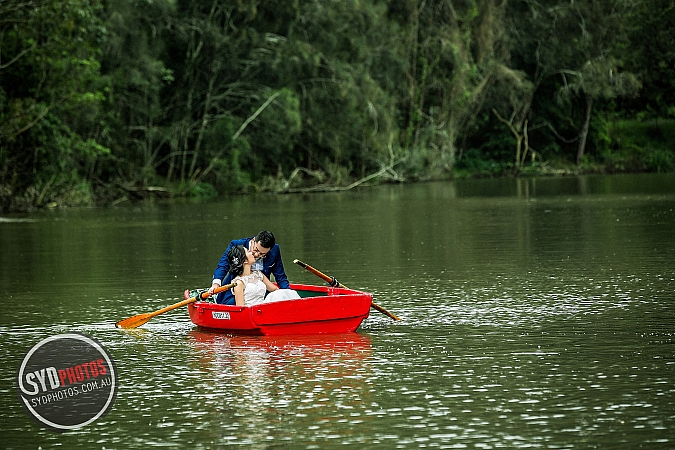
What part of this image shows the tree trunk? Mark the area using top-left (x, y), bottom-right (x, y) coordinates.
top-left (576, 94), bottom-right (593, 165)
top-left (492, 108), bottom-right (525, 167)
top-left (188, 67), bottom-right (217, 182)
top-left (520, 119), bottom-right (530, 166)
top-left (405, 1), bottom-right (420, 150)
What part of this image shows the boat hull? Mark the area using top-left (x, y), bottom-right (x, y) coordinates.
top-left (188, 284), bottom-right (372, 335)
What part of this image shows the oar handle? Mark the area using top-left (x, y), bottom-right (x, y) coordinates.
top-left (163, 282), bottom-right (237, 317)
top-left (184, 282), bottom-right (237, 304)
top-left (191, 281), bottom-right (237, 302)
top-left (115, 282), bottom-right (237, 329)
top-left (293, 259), bottom-right (345, 287)
top-left (293, 259), bottom-right (401, 321)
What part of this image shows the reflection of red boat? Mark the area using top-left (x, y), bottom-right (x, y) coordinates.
top-left (189, 329), bottom-right (372, 353)
top-left (188, 284), bottom-right (372, 335)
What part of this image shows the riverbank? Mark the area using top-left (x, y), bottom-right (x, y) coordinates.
top-left (2, 116), bottom-right (673, 213)
top-left (1, 161), bottom-right (673, 214)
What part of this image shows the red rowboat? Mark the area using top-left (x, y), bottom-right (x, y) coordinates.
top-left (187, 283), bottom-right (372, 335)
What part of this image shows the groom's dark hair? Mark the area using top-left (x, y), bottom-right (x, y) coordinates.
top-left (255, 230), bottom-right (276, 248)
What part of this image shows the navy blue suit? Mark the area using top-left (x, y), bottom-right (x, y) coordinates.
top-left (212, 237), bottom-right (290, 305)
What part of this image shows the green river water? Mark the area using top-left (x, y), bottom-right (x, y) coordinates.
top-left (1, 173), bottom-right (674, 448)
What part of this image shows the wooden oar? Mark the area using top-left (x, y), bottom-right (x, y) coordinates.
top-left (293, 259), bottom-right (401, 321)
top-left (115, 282), bottom-right (237, 329)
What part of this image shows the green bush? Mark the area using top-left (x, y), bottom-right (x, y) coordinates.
top-left (601, 119), bottom-right (675, 172)
top-left (190, 182), bottom-right (218, 199)
top-left (454, 148), bottom-right (509, 177)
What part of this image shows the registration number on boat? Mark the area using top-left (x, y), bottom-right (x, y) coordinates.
top-left (212, 312), bottom-right (231, 320)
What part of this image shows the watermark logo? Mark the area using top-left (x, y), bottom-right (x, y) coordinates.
top-left (16, 333), bottom-right (118, 432)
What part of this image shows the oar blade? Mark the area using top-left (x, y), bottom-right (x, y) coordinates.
top-left (115, 313), bottom-right (153, 329)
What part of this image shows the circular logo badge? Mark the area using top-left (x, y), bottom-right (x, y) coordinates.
top-left (16, 333), bottom-right (118, 432)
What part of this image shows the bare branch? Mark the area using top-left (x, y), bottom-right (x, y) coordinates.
top-left (282, 157), bottom-right (406, 194)
top-left (543, 121), bottom-right (579, 144)
top-left (0, 42), bottom-right (36, 70)
top-left (232, 91), bottom-right (281, 141)
top-left (190, 91), bottom-right (283, 187)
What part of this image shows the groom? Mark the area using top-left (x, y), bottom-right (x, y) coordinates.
top-left (208, 230), bottom-right (290, 304)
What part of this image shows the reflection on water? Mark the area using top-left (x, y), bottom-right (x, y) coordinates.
top-left (186, 332), bottom-right (373, 443)
top-left (1, 174), bottom-right (674, 448)
top-left (116, 331), bottom-right (375, 447)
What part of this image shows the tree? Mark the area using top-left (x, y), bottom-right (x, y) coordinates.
top-left (624, 0), bottom-right (675, 118)
top-left (501, 0), bottom-right (639, 166)
top-left (559, 56), bottom-right (640, 164)
top-left (98, 0), bottom-right (175, 187)
top-left (552, 1), bottom-right (640, 164)
top-left (390, 0), bottom-right (511, 177)
top-left (0, 0), bottom-right (107, 209)
top-left (278, 0), bottom-right (402, 182)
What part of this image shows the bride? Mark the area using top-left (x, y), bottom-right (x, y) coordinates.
top-left (226, 245), bottom-right (300, 306)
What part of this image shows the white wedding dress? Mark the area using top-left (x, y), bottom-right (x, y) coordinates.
top-left (233, 271), bottom-right (300, 305)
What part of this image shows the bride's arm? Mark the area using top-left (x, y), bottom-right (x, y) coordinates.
top-left (262, 274), bottom-right (279, 292)
top-left (233, 280), bottom-right (246, 306)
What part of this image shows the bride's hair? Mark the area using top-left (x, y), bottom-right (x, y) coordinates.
top-left (227, 245), bottom-right (246, 277)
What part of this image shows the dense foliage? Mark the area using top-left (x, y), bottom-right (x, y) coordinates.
top-left (1, 0), bottom-right (673, 210)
